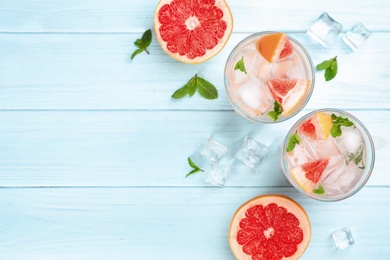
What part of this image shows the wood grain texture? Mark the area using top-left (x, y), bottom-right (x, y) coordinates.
top-left (0, 187), bottom-right (389, 259)
top-left (0, 110), bottom-right (386, 187)
top-left (0, 33), bottom-right (389, 110)
top-left (0, 0), bottom-right (389, 32)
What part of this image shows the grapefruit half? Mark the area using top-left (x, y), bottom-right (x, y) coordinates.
top-left (229, 194), bottom-right (311, 260)
top-left (154, 0), bottom-right (233, 64)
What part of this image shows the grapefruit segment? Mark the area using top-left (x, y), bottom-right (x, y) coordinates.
top-left (154, 0), bottom-right (233, 64)
top-left (257, 33), bottom-right (292, 63)
top-left (229, 195), bottom-right (311, 260)
top-left (291, 158), bottom-right (330, 192)
top-left (300, 112), bottom-right (333, 140)
top-left (267, 78), bottom-right (310, 116)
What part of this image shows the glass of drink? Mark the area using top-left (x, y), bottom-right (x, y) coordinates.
top-left (224, 32), bottom-right (315, 123)
top-left (281, 109), bottom-right (375, 201)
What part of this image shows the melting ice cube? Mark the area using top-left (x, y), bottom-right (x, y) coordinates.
top-left (334, 126), bottom-right (364, 164)
top-left (228, 49), bottom-right (271, 84)
top-left (234, 75), bottom-right (273, 115)
top-left (204, 162), bottom-right (229, 187)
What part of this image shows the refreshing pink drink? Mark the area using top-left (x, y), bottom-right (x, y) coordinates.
top-left (281, 109), bottom-right (375, 201)
top-left (225, 32), bottom-right (315, 123)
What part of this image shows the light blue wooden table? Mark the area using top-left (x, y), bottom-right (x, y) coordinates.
top-left (1, 0), bottom-right (390, 259)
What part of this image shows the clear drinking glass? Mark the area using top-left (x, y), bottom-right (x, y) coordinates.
top-left (280, 109), bottom-right (375, 201)
top-left (224, 32), bottom-right (315, 123)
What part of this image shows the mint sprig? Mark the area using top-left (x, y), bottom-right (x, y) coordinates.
top-left (186, 157), bottom-right (204, 177)
top-left (316, 56), bottom-right (338, 81)
top-left (234, 56), bottom-right (247, 74)
top-left (313, 184), bottom-right (325, 195)
top-left (131, 29), bottom-right (152, 60)
top-left (286, 131), bottom-right (301, 152)
top-left (267, 101), bottom-right (283, 121)
top-left (330, 114), bottom-right (355, 137)
top-left (172, 74), bottom-right (218, 100)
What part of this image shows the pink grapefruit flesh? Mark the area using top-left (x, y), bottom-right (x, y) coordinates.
top-left (154, 0), bottom-right (233, 64)
top-left (229, 194), bottom-right (311, 260)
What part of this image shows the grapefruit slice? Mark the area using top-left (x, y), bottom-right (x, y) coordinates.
top-left (300, 112), bottom-right (332, 140)
top-left (267, 78), bottom-right (310, 116)
top-left (257, 33), bottom-right (293, 63)
top-left (154, 0), bottom-right (233, 64)
top-left (229, 195), bottom-right (311, 260)
top-left (290, 158), bottom-right (330, 192)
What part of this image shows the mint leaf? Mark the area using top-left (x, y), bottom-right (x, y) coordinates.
top-left (354, 148), bottom-right (365, 169)
top-left (330, 123), bottom-right (342, 138)
top-left (331, 114), bottom-right (354, 127)
top-left (267, 101), bottom-right (283, 121)
top-left (316, 59), bottom-right (333, 70)
top-left (316, 56), bottom-right (338, 81)
top-left (131, 29), bottom-right (152, 60)
top-left (172, 74), bottom-right (218, 100)
top-left (330, 114), bottom-right (355, 137)
top-left (197, 76), bottom-right (218, 100)
top-left (172, 86), bottom-right (189, 99)
top-left (131, 49), bottom-right (144, 60)
top-left (286, 131), bottom-right (301, 152)
top-left (186, 157), bottom-right (204, 177)
top-left (234, 56), bottom-right (247, 74)
top-left (141, 29), bottom-right (152, 48)
top-left (313, 184), bottom-right (325, 195)
top-left (188, 157), bottom-right (197, 168)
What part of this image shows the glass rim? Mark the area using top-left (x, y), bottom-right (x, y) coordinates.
top-left (281, 108), bottom-right (376, 202)
top-left (224, 31), bottom-right (315, 124)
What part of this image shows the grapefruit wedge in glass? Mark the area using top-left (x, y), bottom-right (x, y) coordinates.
top-left (154, 0), bottom-right (233, 64)
top-left (229, 194), bottom-right (311, 260)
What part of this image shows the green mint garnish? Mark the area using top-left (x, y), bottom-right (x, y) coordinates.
top-left (313, 184), bottom-right (325, 195)
top-left (131, 29), bottom-right (152, 60)
top-left (330, 113), bottom-right (355, 137)
top-left (286, 131), bottom-right (301, 152)
top-left (234, 56), bottom-right (247, 74)
top-left (316, 56), bottom-right (338, 81)
top-left (354, 148), bottom-right (365, 169)
top-left (186, 157), bottom-right (204, 177)
top-left (172, 74), bottom-right (218, 100)
top-left (267, 100), bottom-right (283, 121)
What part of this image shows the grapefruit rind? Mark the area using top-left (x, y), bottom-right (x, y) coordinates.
top-left (229, 194), bottom-right (311, 260)
top-left (257, 33), bottom-right (287, 63)
top-left (154, 0), bottom-right (233, 64)
top-left (281, 79), bottom-right (310, 116)
top-left (290, 167), bottom-right (316, 193)
top-left (311, 112), bottom-right (333, 140)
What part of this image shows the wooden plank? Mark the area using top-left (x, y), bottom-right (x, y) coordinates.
top-left (0, 0), bottom-right (389, 32)
top-left (0, 187), bottom-right (389, 259)
top-left (0, 110), bottom-right (386, 187)
top-left (0, 33), bottom-right (389, 110)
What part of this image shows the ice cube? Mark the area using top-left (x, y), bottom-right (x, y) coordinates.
top-left (235, 136), bottom-right (268, 171)
top-left (286, 142), bottom-right (317, 167)
top-left (271, 54), bottom-right (300, 79)
top-left (334, 126), bottom-right (364, 164)
top-left (228, 49), bottom-right (265, 84)
top-left (235, 75), bottom-right (273, 114)
top-left (342, 22), bottom-right (371, 51)
top-left (200, 137), bottom-right (228, 162)
top-left (306, 12), bottom-right (343, 48)
top-left (322, 160), bottom-right (363, 195)
top-left (204, 162), bottom-right (229, 187)
top-left (332, 228), bottom-right (355, 249)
